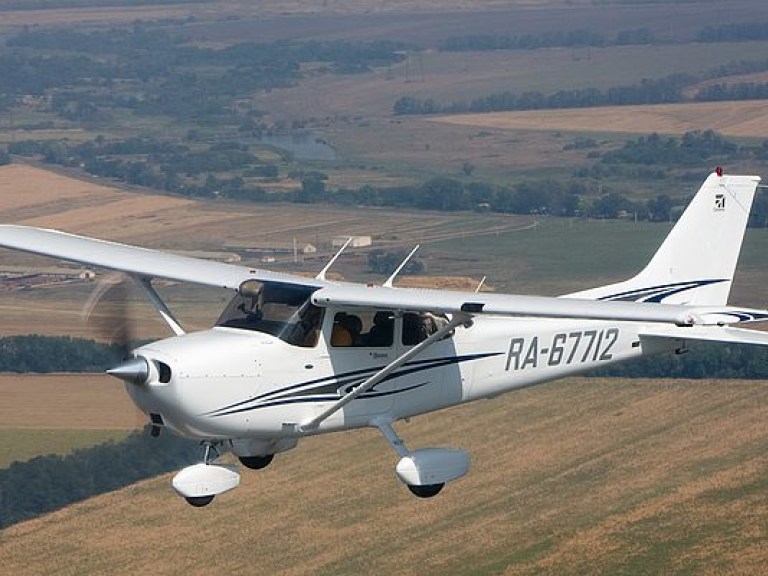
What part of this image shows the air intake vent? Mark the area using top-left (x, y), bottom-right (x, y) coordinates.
top-left (156, 361), bottom-right (172, 383)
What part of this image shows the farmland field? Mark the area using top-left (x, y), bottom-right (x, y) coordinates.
top-left (2, 377), bottom-right (768, 575)
top-left (0, 429), bottom-right (131, 468)
top-left (432, 100), bottom-right (768, 139)
top-left (0, 373), bottom-right (143, 466)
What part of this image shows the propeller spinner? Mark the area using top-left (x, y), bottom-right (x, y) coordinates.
top-left (106, 356), bottom-right (150, 385)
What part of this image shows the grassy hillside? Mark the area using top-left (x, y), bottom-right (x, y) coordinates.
top-left (2, 378), bottom-right (768, 575)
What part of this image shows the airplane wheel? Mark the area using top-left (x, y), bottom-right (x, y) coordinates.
top-left (239, 454), bottom-right (274, 470)
top-left (185, 495), bottom-right (215, 507)
top-left (407, 483), bottom-right (444, 498)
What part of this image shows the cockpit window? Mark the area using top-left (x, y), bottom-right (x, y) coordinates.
top-left (215, 281), bottom-right (323, 347)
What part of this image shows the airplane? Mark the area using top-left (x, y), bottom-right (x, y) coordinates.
top-left (0, 169), bottom-right (767, 507)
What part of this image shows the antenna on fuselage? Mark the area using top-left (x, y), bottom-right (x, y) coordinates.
top-left (316, 237), bottom-right (353, 281)
top-left (383, 245), bottom-right (420, 288)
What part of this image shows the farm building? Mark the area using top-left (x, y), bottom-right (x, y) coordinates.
top-left (331, 236), bottom-right (372, 248)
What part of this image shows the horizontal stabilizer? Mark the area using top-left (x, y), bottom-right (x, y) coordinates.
top-left (641, 325), bottom-right (768, 347)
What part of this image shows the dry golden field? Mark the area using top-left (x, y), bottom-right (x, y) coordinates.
top-left (0, 374), bottom-right (143, 430)
top-left (0, 165), bottom-right (529, 250)
top-left (432, 100), bottom-right (768, 138)
top-left (1, 377), bottom-right (768, 575)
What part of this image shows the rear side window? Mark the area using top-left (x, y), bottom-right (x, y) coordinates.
top-left (331, 310), bottom-right (393, 347)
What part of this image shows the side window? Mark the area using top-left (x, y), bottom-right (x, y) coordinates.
top-left (331, 310), bottom-right (393, 347)
top-left (402, 312), bottom-right (451, 346)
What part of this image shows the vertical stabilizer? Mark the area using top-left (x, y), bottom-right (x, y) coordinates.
top-left (566, 172), bottom-right (761, 306)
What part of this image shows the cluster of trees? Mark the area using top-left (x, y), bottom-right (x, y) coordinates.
top-left (439, 21), bottom-right (768, 53)
top-left (697, 22), bottom-right (768, 43)
top-left (599, 130), bottom-right (742, 166)
top-left (695, 82), bottom-right (768, 102)
top-left (439, 28), bottom-right (655, 52)
top-left (394, 74), bottom-right (692, 115)
top-left (367, 250), bottom-right (425, 275)
top-left (10, 129), bottom-right (766, 223)
top-left (8, 137), bottom-right (281, 198)
top-left (394, 60), bottom-right (768, 116)
top-left (0, 426), bottom-right (197, 529)
top-left (0, 336), bottom-right (122, 372)
top-left (321, 176), bottom-right (696, 222)
top-left (1, 24), bottom-right (405, 124)
top-left (594, 342), bottom-right (768, 380)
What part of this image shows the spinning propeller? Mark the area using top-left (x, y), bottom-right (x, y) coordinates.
top-left (82, 272), bottom-right (149, 385)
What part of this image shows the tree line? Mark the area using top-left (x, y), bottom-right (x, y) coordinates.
top-left (0, 24), bottom-right (405, 121)
top-left (7, 130), bottom-right (766, 223)
top-left (438, 27), bottom-right (655, 52)
top-left (438, 21), bottom-right (768, 53)
top-left (0, 426), bottom-right (197, 529)
top-left (697, 22), bottom-right (768, 43)
top-left (0, 335), bottom-right (122, 372)
top-left (393, 61), bottom-right (768, 116)
top-left (593, 341), bottom-right (768, 380)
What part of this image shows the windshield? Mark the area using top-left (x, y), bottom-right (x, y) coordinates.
top-left (215, 281), bottom-right (323, 347)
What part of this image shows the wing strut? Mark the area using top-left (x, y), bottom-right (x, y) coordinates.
top-left (383, 245), bottom-right (419, 288)
top-left (316, 237), bottom-right (353, 281)
top-left (299, 313), bottom-right (468, 432)
top-left (133, 276), bottom-right (186, 336)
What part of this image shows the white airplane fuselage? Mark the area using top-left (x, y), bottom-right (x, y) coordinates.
top-left (126, 313), bottom-right (671, 441)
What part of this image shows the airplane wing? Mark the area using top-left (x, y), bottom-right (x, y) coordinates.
top-left (2, 225), bottom-right (766, 328)
top-left (0, 225), bottom-right (319, 290)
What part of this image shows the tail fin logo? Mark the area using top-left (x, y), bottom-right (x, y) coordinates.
top-left (714, 194), bottom-right (726, 211)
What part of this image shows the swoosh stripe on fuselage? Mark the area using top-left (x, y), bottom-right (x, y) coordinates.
top-left (205, 352), bottom-right (500, 417)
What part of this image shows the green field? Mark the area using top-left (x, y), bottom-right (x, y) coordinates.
top-left (0, 429), bottom-right (131, 468)
top-left (427, 216), bottom-right (768, 302)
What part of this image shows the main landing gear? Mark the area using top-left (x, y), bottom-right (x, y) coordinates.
top-left (238, 454), bottom-right (274, 470)
top-left (376, 420), bottom-right (470, 499)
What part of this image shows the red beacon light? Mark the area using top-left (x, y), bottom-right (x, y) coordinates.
top-left (716, 166), bottom-right (723, 177)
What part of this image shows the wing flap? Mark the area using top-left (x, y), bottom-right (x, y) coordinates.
top-left (0, 225), bottom-right (313, 290)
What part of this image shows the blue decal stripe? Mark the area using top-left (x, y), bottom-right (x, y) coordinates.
top-left (213, 383), bottom-right (429, 416)
top-left (598, 279), bottom-right (727, 303)
top-left (207, 352), bottom-right (500, 417)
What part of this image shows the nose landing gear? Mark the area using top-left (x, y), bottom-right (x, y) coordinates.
top-left (172, 442), bottom-right (241, 507)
